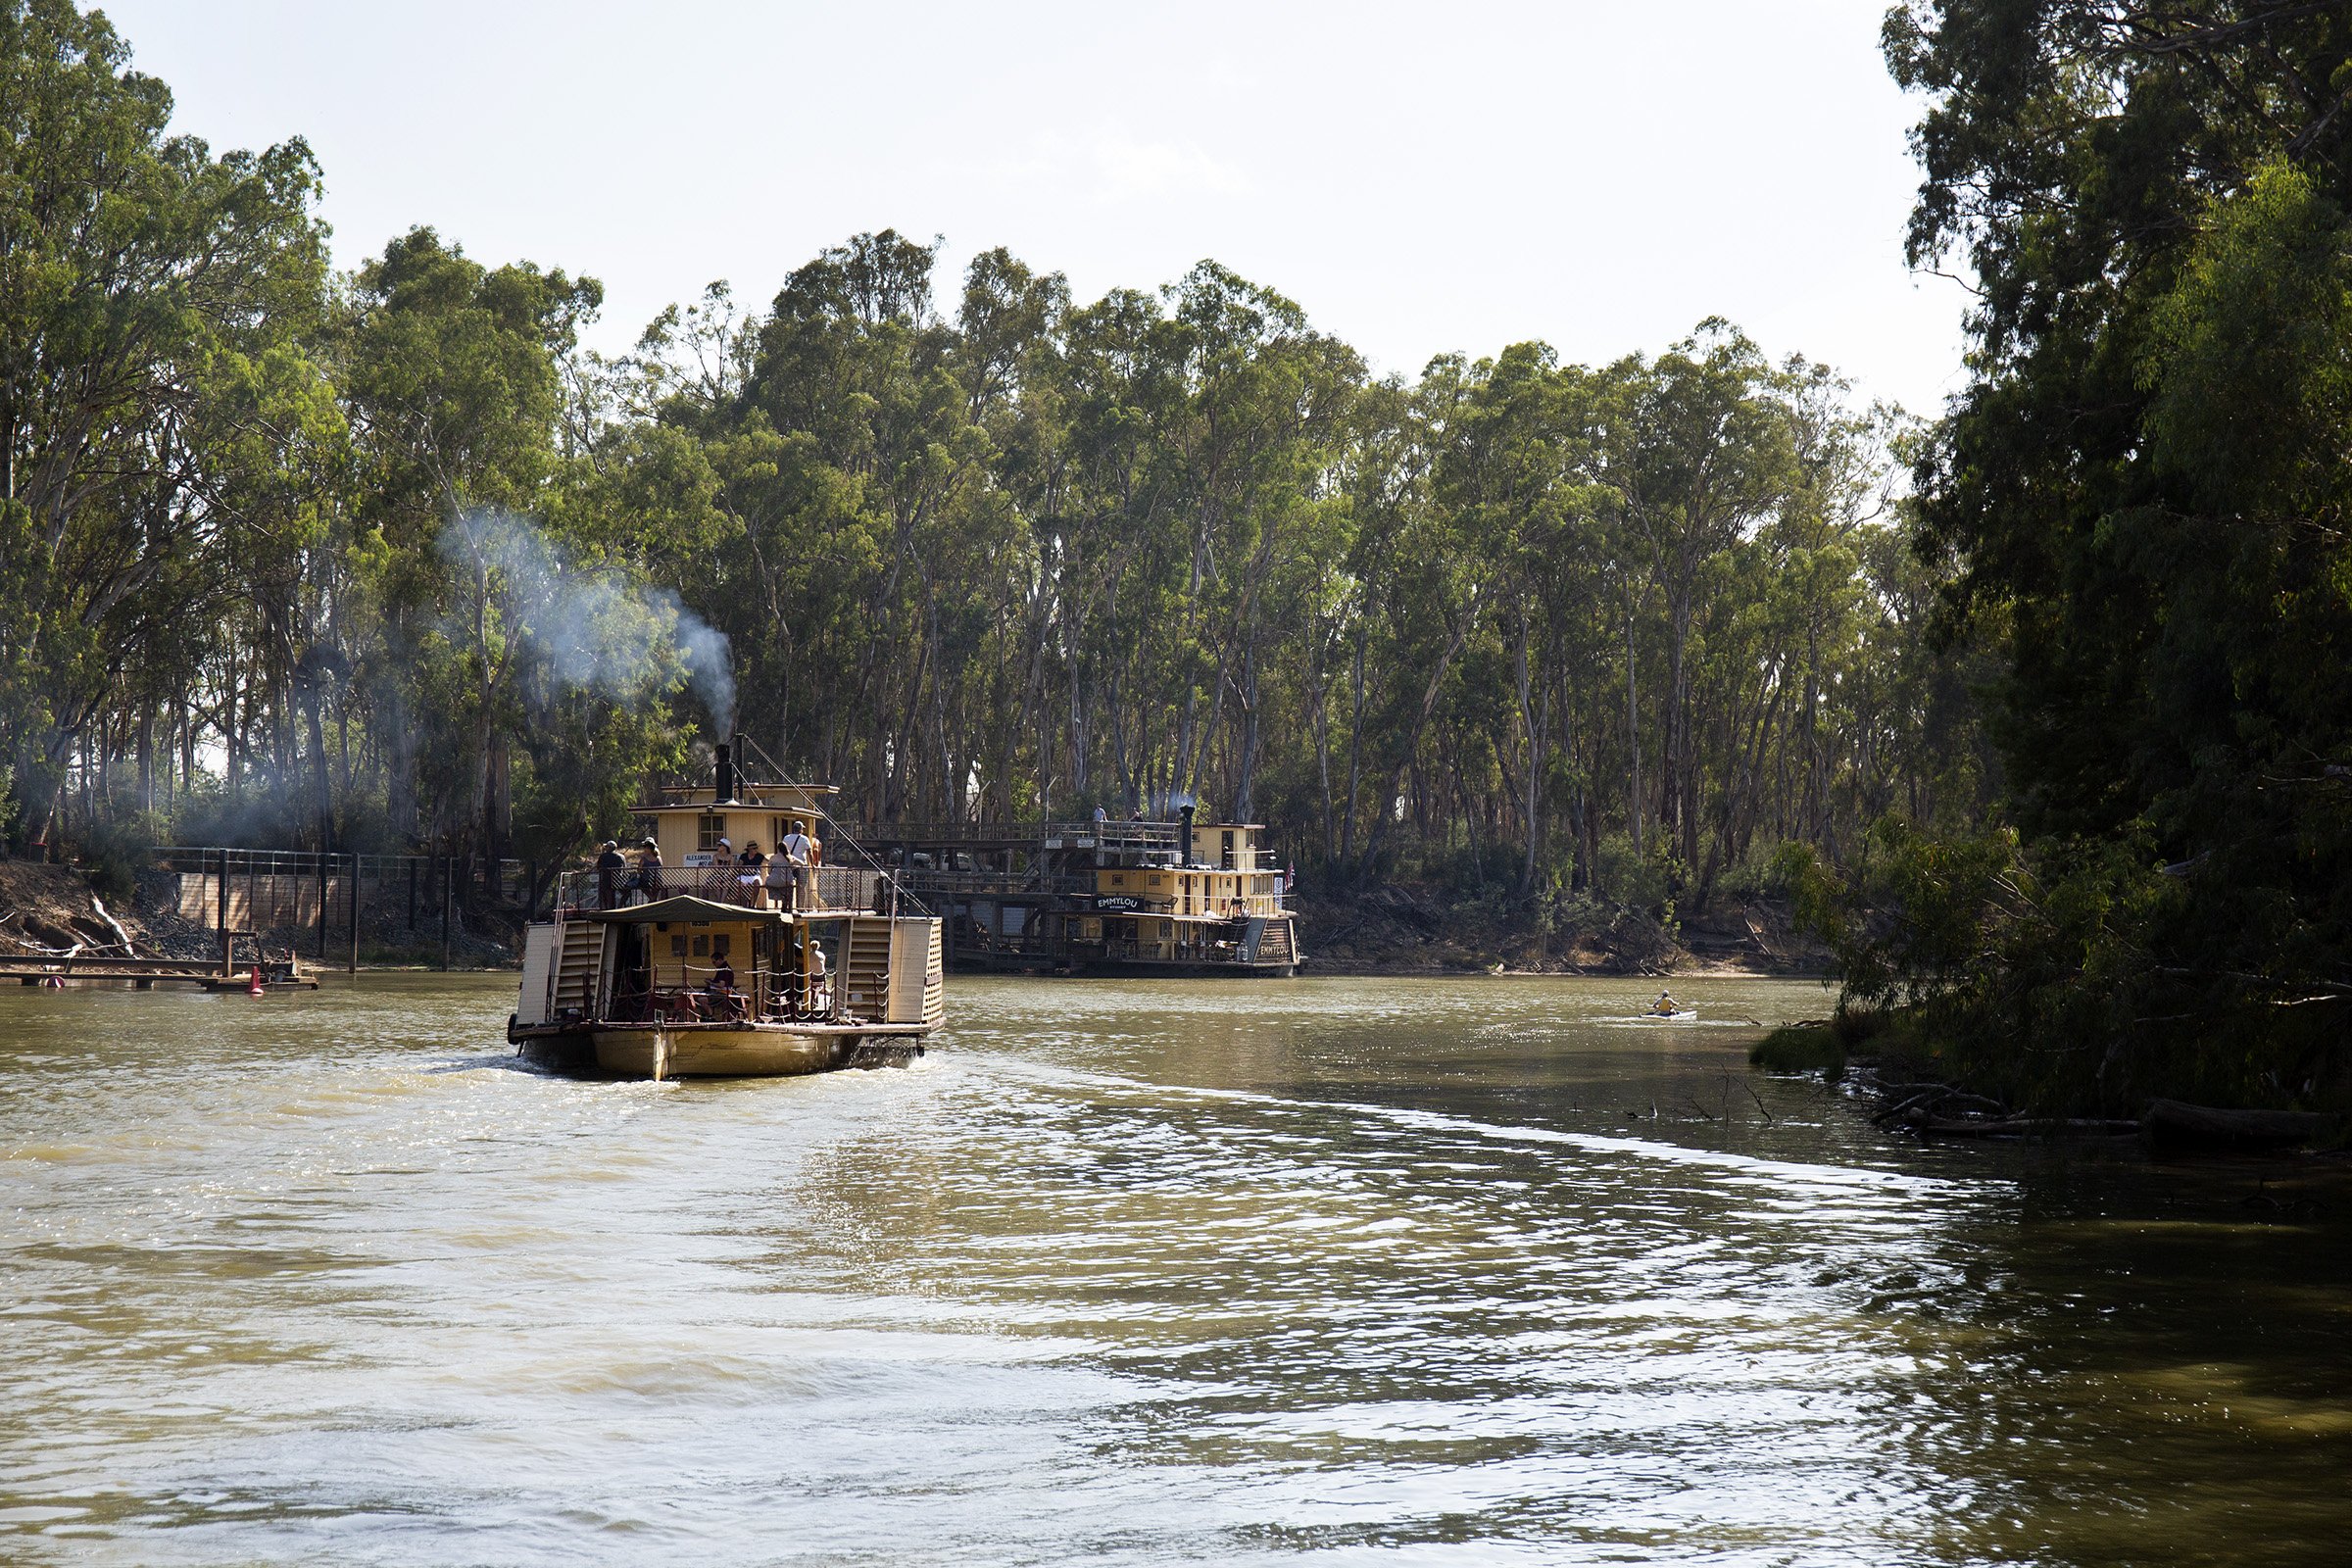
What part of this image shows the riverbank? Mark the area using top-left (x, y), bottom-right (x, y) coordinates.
top-left (1296, 882), bottom-right (1831, 978)
top-left (1750, 1007), bottom-right (2352, 1154)
top-left (9, 858), bottom-right (1834, 980)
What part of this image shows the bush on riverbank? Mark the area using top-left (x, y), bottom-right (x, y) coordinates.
top-left (1749, 1024), bottom-right (1845, 1079)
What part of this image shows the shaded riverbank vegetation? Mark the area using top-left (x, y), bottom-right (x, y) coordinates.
top-left (0, 0), bottom-right (1989, 948)
top-left (1771, 4), bottom-right (2352, 1118)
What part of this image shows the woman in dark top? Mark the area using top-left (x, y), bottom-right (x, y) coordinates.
top-left (736, 840), bottom-right (767, 907)
top-left (595, 840), bottom-right (626, 908)
top-left (707, 956), bottom-right (741, 1019)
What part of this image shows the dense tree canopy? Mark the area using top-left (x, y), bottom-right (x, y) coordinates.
top-left (1796, 2), bottom-right (2352, 1109)
top-left (1, 1), bottom-right (1989, 948)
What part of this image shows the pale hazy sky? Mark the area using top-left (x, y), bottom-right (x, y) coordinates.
top-left (104, 0), bottom-right (1969, 415)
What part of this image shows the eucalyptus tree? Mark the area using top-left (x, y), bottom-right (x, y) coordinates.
top-left (341, 226), bottom-right (606, 858)
top-left (0, 0), bottom-right (328, 850)
top-left (1601, 323), bottom-right (1799, 880)
top-left (1434, 343), bottom-right (1607, 892)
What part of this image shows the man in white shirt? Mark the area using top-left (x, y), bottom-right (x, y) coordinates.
top-left (780, 820), bottom-right (812, 911)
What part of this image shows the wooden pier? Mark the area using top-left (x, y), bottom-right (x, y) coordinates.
top-left (2, 956), bottom-right (318, 991)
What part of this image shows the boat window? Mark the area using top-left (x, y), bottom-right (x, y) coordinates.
top-left (698, 813), bottom-right (726, 852)
top-left (670, 937), bottom-right (688, 956)
top-left (692, 935), bottom-right (710, 956)
top-left (711, 934), bottom-right (731, 957)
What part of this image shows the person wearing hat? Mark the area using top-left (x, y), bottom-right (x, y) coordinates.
top-left (737, 839), bottom-right (768, 908)
top-left (636, 836), bottom-right (664, 902)
top-left (595, 840), bottom-right (626, 909)
top-left (712, 837), bottom-right (731, 899)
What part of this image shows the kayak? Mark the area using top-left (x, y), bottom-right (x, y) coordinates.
top-left (1643, 1008), bottom-right (1697, 1021)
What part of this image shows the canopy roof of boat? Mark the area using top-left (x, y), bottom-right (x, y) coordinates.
top-left (585, 895), bottom-right (790, 927)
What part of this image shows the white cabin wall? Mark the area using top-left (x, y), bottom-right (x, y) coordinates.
top-left (517, 926), bottom-right (558, 1025)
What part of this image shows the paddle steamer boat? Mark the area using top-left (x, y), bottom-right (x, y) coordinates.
top-left (508, 744), bottom-right (944, 1079)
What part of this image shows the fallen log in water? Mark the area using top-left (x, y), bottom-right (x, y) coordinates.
top-left (1912, 1114), bottom-right (2142, 1139)
top-left (2141, 1100), bottom-right (2342, 1152)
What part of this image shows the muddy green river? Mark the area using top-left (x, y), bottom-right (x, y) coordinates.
top-left (3, 973), bottom-right (2348, 1565)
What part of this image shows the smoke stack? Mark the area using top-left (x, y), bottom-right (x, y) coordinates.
top-left (1180, 802), bottom-right (1196, 860)
top-left (714, 743), bottom-right (736, 804)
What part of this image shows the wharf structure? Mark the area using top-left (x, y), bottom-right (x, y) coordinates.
top-left (860, 808), bottom-right (1299, 978)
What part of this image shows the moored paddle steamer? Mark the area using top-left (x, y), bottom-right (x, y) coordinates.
top-left (508, 743), bottom-right (944, 1079)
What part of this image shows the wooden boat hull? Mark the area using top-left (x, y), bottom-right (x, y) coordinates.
top-left (510, 1020), bottom-right (928, 1079)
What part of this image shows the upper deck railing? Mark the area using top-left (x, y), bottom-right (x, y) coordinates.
top-left (557, 863), bottom-right (900, 915)
top-left (863, 819), bottom-right (1188, 851)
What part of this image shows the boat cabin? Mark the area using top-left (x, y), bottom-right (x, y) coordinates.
top-left (628, 745), bottom-right (837, 871)
top-left (1078, 817), bottom-right (1292, 966)
top-left (516, 894), bottom-right (944, 1030)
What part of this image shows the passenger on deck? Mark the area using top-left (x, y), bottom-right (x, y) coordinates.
top-left (737, 841), bottom-right (767, 907)
top-left (780, 820), bottom-right (812, 912)
top-left (595, 841), bottom-right (626, 909)
top-left (808, 943), bottom-right (830, 1016)
top-left (711, 838), bottom-right (732, 898)
top-left (636, 838), bottom-right (664, 901)
top-left (707, 956), bottom-right (742, 1019)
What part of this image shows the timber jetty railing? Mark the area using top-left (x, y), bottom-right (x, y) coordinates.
top-left (154, 845), bottom-right (549, 972)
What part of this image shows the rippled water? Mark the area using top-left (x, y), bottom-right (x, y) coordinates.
top-left (4, 973), bottom-right (2349, 1565)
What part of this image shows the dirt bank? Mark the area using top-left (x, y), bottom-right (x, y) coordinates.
top-left (0, 860), bottom-right (517, 968)
top-left (0, 861), bottom-right (149, 956)
top-left (1296, 883), bottom-right (1830, 977)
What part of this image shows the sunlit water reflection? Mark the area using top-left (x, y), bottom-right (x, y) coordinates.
top-left (3, 973), bottom-right (2347, 1564)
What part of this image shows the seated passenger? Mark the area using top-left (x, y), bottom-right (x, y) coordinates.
top-left (737, 841), bottom-right (768, 907)
top-left (707, 956), bottom-right (743, 1018)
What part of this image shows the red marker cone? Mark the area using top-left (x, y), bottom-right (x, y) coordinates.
top-left (248, 964), bottom-right (267, 996)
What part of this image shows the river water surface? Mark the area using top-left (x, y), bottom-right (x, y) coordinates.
top-left (5, 973), bottom-right (2350, 1565)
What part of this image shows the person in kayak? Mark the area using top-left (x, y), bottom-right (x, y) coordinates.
top-left (1651, 990), bottom-right (1681, 1016)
